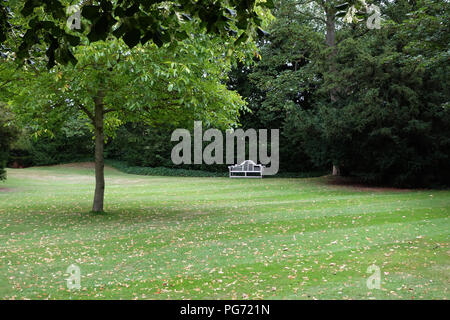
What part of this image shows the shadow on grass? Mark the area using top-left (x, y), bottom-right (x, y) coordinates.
top-left (319, 175), bottom-right (418, 192)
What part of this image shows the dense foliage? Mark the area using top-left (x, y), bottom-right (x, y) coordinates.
top-left (295, 0), bottom-right (450, 186)
top-left (234, 0), bottom-right (450, 186)
top-left (0, 104), bottom-right (18, 179)
top-left (1, 0), bottom-right (272, 68)
top-left (3, 0), bottom-right (270, 212)
top-left (8, 116), bottom-right (93, 167)
top-left (2, 0), bottom-right (449, 187)
top-left (228, 0), bottom-right (323, 173)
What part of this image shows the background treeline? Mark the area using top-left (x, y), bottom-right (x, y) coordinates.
top-left (3, 0), bottom-right (449, 187)
top-left (233, 0), bottom-right (450, 187)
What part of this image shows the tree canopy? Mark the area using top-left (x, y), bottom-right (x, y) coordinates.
top-left (1, 0), bottom-right (273, 68)
top-left (234, 0), bottom-right (450, 186)
top-left (3, 0), bottom-right (272, 211)
top-left (2, 0), bottom-right (449, 190)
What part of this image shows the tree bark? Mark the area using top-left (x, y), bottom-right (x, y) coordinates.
top-left (325, 6), bottom-right (337, 102)
top-left (332, 164), bottom-right (340, 176)
top-left (325, 6), bottom-right (341, 176)
top-left (92, 92), bottom-right (105, 212)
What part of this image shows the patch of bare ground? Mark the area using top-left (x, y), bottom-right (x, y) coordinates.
top-left (9, 163), bottom-right (152, 184)
top-left (50, 162), bottom-right (116, 170)
top-left (10, 170), bottom-right (93, 182)
top-left (320, 175), bottom-right (416, 192)
top-left (0, 187), bottom-right (17, 192)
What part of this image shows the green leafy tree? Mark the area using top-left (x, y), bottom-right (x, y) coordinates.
top-left (4, 0), bottom-right (272, 212)
top-left (105, 123), bottom-right (174, 168)
top-left (282, 0), bottom-right (377, 174)
top-left (287, 0), bottom-right (450, 186)
top-left (229, 0), bottom-right (322, 172)
top-left (0, 103), bottom-right (19, 180)
top-left (1, 0), bottom-right (273, 67)
top-left (12, 34), bottom-right (251, 212)
top-left (241, 0), bottom-right (449, 186)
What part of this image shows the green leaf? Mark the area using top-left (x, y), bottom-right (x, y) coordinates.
top-left (124, 3), bottom-right (140, 16)
top-left (100, 0), bottom-right (113, 12)
top-left (21, 0), bottom-right (43, 17)
top-left (113, 23), bottom-right (127, 38)
top-left (87, 14), bottom-right (112, 42)
top-left (181, 13), bottom-right (192, 21)
top-left (140, 30), bottom-right (154, 45)
top-left (259, 0), bottom-right (275, 9)
top-left (256, 27), bottom-right (269, 37)
top-left (234, 32), bottom-right (248, 45)
top-left (175, 31), bottom-right (189, 41)
top-left (225, 8), bottom-right (236, 17)
top-left (152, 32), bottom-right (163, 47)
top-left (65, 34), bottom-right (80, 46)
top-left (114, 6), bottom-right (126, 17)
top-left (123, 28), bottom-right (141, 48)
top-left (228, 28), bottom-right (238, 37)
top-left (335, 3), bottom-right (350, 11)
top-left (82, 5), bottom-right (100, 21)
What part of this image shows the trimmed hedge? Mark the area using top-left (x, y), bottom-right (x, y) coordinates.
top-left (106, 160), bottom-right (227, 177)
top-left (106, 160), bottom-right (326, 178)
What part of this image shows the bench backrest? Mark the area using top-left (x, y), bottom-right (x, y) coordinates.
top-left (230, 160), bottom-right (263, 172)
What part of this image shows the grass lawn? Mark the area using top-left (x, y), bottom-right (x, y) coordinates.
top-left (0, 164), bottom-right (449, 300)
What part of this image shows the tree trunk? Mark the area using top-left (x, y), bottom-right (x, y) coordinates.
top-left (92, 93), bottom-right (105, 212)
top-left (325, 6), bottom-right (337, 102)
top-left (325, 6), bottom-right (341, 176)
top-left (332, 164), bottom-right (340, 176)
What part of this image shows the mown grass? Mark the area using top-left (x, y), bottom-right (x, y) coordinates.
top-left (0, 164), bottom-right (449, 299)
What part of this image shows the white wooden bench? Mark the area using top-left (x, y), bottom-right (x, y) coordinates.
top-left (228, 160), bottom-right (264, 178)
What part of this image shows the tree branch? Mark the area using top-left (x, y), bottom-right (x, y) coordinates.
top-left (78, 104), bottom-right (94, 123)
top-left (300, 12), bottom-right (326, 24)
top-left (104, 108), bottom-right (117, 114)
